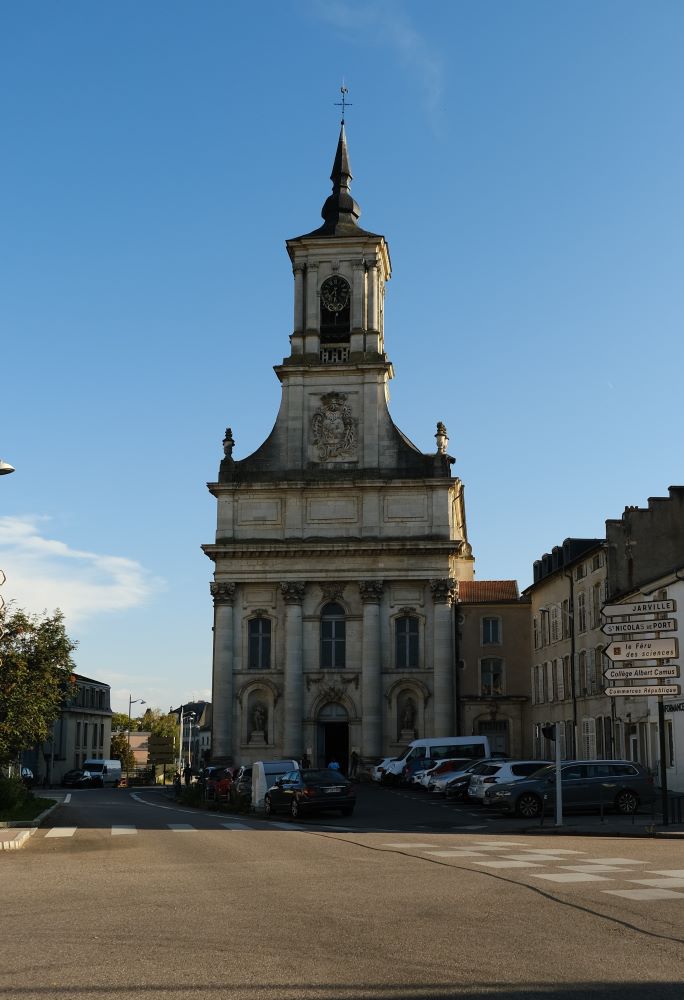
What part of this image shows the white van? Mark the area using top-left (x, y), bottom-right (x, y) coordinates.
top-left (82, 759), bottom-right (122, 787)
top-left (251, 759), bottom-right (299, 811)
top-left (381, 737), bottom-right (490, 781)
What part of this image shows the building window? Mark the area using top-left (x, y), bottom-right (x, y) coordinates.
top-left (99, 723), bottom-right (104, 749)
top-left (482, 617), bottom-right (501, 645)
top-left (577, 592), bottom-right (587, 632)
top-left (395, 615), bottom-right (419, 669)
top-left (533, 616), bottom-right (540, 650)
top-left (248, 617), bottom-right (271, 670)
top-left (562, 599), bottom-right (571, 639)
top-left (76, 721), bottom-right (81, 747)
top-left (320, 276), bottom-right (351, 340)
top-left (83, 722), bottom-right (88, 748)
top-left (321, 602), bottom-right (346, 669)
top-left (481, 658), bottom-right (504, 696)
top-left (92, 724), bottom-right (97, 749)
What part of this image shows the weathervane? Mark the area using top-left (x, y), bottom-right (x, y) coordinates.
top-left (334, 84), bottom-right (352, 124)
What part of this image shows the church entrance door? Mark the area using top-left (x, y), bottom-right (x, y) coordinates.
top-left (316, 702), bottom-right (349, 774)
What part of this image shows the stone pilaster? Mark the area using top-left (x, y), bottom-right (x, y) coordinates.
top-left (359, 580), bottom-right (384, 759)
top-left (281, 582), bottom-right (306, 759)
top-left (430, 578), bottom-right (457, 735)
top-left (210, 582), bottom-right (236, 763)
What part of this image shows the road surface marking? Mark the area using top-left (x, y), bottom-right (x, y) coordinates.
top-left (64, 794), bottom-right (71, 803)
top-left (513, 848), bottom-right (584, 855)
top-left (581, 857), bottom-right (645, 865)
top-left (268, 822), bottom-right (307, 831)
top-left (473, 860), bottom-right (543, 869)
top-left (504, 854), bottom-right (568, 862)
top-left (45, 827), bottom-right (77, 838)
top-left (111, 826), bottom-right (137, 836)
top-left (423, 850), bottom-right (488, 858)
top-left (628, 878), bottom-right (684, 887)
top-left (653, 869), bottom-right (684, 877)
top-left (168, 824), bottom-right (195, 832)
top-left (382, 843), bottom-right (434, 849)
top-left (221, 822), bottom-right (251, 831)
top-left (604, 888), bottom-right (684, 900)
top-left (561, 864), bottom-right (639, 873)
top-left (531, 873), bottom-right (612, 883)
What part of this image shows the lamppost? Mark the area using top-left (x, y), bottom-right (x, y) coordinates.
top-left (127, 695), bottom-right (146, 779)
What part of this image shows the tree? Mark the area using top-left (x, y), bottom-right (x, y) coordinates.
top-left (110, 731), bottom-right (136, 772)
top-left (140, 708), bottom-right (177, 739)
top-left (0, 608), bottom-right (76, 770)
top-left (110, 712), bottom-right (130, 732)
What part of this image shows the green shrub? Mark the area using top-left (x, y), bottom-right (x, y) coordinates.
top-left (0, 777), bottom-right (29, 811)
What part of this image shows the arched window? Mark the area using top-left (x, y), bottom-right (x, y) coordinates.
top-left (248, 617), bottom-right (271, 670)
top-left (395, 615), bottom-right (419, 669)
top-left (321, 602), bottom-right (346, 669)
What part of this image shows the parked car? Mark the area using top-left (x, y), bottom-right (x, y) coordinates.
top-left (399, 757), bottom-right (436, 787)
top-left (264, 768), bottom-right (356, 819)
top-left (200, 766), bottom-right (224, 799)
top-left (427, 759), bottom-right (486, 794)
top-left (213, 767), bottom-right (235, 803)
top-left (444, 760), bottom-right (492, 801)
top-left (468, 760), bottom-right (551, 804)
top-left (418, 758), bottom-right (474, 791)
top-left (370, 757), bottom-right (398, 782)
top-left (232, 765), bottom-right (253, 805)
top-left (488, 760), bottom-right (656, 818)
top-left (61, 769), bottom-right (92, 788)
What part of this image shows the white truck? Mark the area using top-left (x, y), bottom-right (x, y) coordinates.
top-left (82, 759), bottom-right (122, 787)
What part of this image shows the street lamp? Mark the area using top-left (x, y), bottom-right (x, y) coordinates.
top-left (127, 695), bottom-right (146, 779)
top-left (179, 708), bottom-right (196, 773)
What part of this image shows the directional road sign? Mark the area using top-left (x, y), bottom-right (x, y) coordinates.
top-left (602, 599), bottom-right (676, 617)
top-left (606, 685), bottom-right (681, 698)
top-left (602, 618), bottom-right (677, 636)
top-left (604, 665), bottom-right (680, 681)
top-left (604, 638), bottom-right (679, 661)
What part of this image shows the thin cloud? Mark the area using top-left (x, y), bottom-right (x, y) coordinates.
top-left (0, 515), bottom-right (163, 624)
top-left (312, 0), bottom-right (445, 128)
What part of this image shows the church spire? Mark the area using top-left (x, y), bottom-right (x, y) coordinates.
top-left (319, 122), bottom-right (362, 235)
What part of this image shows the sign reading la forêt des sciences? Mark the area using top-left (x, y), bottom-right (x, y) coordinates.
top-left (604, 637), bottom-right (679, 662)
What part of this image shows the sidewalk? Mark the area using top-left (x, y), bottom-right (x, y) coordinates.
top-left (0, 798), bottom-right (62, 851)
top-left (513, 810), bottom-right (684, 839)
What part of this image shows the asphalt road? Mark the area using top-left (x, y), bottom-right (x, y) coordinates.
top-left (2, 783), bottom-right (683, 1000)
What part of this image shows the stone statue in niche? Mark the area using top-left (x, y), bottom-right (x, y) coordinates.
top-left (311, 392), bottom-right (356, 461)
top-left (400, 696), bottom-right (417, 741)
top-left (249, 702), bottom-right (268, 745)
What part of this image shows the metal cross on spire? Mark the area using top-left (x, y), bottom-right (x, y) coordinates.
top-left (334, 84), bottom-right (352, 124)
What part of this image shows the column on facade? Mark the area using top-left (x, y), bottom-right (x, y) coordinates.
top-left (430, 579), bottom-right (457, 735)
top-left (350, 260), bottom-right (365, 352)
top-left (291, 264), bottom-right (305, 354)
top-left (360, 580), bottom-right (384, 759)
top-left (367, 260), bottom-right (379, 332)
top-left (304, 263), bottom-right (319, 351)
top-left (281, 582), bottom-right (306, 759)
top-left (210, 582), bottom-right (236, 763)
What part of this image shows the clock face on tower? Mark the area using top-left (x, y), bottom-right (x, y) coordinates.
top-left (320, 275), bottom-right (350, 313)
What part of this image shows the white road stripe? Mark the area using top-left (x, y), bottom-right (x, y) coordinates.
top-left (168, 824), bottom-right (195, 832)
top-left (268, 822), bottom-right (307, 831)
top-left (532, 873), bottom-right (612, 883)
top-left (604, 888), bottom-right (684, 900)
top-left (111, 826), bottom-right (137, 836)
top-left (45, 827), bottom-right (77, 838)
top-left (64, 794), bottom-right (71, 804)
top-left (221, 822), bottom-right (251, 831)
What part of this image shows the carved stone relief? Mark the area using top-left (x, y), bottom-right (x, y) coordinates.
top-left (210, 582), bottom-right (236, 606)
top-left (311, 392), bottom-right (356, 461)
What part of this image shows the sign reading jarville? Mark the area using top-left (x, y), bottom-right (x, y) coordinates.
top-left (203, 123), bottom-right (475, 769)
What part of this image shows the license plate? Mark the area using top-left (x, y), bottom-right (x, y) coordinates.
top-left (324, 786), bottom-right (343, 794)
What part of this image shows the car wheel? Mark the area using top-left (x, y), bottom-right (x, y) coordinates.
top-left (264, 795), bottom-right (273, 817)
top-left (516, 793), bottom-right (542, 819)
top-left (615, 789), bottom-right (639, 815)
top-left (290, 798), bottom-right (300, 819)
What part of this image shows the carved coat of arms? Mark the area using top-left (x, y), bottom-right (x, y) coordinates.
top-left (311, 392), bottom-right (356, 461)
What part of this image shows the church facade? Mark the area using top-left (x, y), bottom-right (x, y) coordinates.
top-left (204, 125), bottom-right (475, 769)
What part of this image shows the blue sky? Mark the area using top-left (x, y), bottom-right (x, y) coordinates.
top-left (1, 1), bottom-right (683, 715)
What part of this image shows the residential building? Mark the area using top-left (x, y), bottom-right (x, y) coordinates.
top-left (456, 581), bottom-right (531, 757)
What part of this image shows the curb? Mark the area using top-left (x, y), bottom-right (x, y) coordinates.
top-left (0, 827), bottom-right (37, 851)
top-left (0, 798), bottom-right (62, 831)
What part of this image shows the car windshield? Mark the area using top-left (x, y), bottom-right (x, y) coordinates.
top-left (528, 764), bottom-right (554, 779)
top-left (85, 762), bottom-right (104, 772)
top-left (301, 769), bottom-right (347, 782)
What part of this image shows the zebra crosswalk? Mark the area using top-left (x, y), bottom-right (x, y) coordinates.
top-left (40, 820), bottom-right (349, 839)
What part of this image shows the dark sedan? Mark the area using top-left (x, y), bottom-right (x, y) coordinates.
top-left (61, 769), bottom-right (92, 788)
top-left (265, 768), bottom-right (355, 819)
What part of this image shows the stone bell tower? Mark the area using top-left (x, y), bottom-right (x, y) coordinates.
top-left (204, 122), bottom-right (474, 769)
